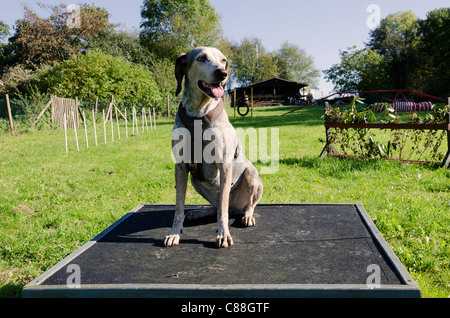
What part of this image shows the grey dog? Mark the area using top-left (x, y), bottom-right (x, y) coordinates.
top-left (164, 47), bottom-right (263, 248)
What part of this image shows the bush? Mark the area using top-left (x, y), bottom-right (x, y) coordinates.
top-left (35, 50), bottom-right (162, 102)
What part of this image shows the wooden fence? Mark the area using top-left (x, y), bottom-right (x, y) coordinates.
top-left (320, 100), bottom-right (450, 168)
top-left (51, 95), bottom-right (79, 129)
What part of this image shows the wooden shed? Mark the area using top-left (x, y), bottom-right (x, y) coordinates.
top-left (230, 77), bottom-right (308, 107)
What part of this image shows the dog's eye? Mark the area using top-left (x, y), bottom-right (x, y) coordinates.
top-left (197, 56), bottom-right (208, 62)
top-left (221, 59), bottom-right (227, 64)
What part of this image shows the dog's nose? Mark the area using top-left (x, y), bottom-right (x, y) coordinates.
top-left (215, 69), bottom-right (228, 80)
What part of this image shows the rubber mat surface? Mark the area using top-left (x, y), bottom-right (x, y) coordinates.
top-left (42, 204), bottom-right (403, 286)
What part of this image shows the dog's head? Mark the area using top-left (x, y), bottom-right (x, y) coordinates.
top-left (175, 47), bottom-right (229, 99)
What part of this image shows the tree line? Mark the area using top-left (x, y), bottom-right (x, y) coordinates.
top-left (0, 0), bottom-right (320, 103)
top-left (324, 9), bottom-right (450, 100)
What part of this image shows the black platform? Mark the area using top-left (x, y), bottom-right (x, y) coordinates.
top-left (23, 203), bottom-right (420, 298)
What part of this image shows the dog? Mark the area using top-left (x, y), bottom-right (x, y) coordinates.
top-left (164, 47), bottom-right (263, 248)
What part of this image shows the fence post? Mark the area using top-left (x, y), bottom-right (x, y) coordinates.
top-left (233, 89), bottom-right (236, 120)
top-left (92, 109), bottom-right (98, 146)
top-left (72, 111), bottom-right (79, 151)
top-left (5, 94), bottom-right (14, 135)
top-left (125, 108), bottom-right (128, 137)
top-left (251, 87), bottom-right (254, 119)
top-left (319, 102), bottom-right (340, 158)
top-left (64, 112), bottom-right (68, 153)
top-left (32, 99), bottom-right (52, 126)
top-left (442, 97), bottom-right (450, 168)
top-left (167, 95), bottom-right (170, 118)
top-left (319, 102), bottom-right (331, 158)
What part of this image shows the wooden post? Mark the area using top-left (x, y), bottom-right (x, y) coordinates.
top-left (133, 106), bottom-right (139, 134)
top-left (115, 106), bottom-right (120, 140)
top-left (92, 109), bottom-right (98, 146)
top-left (105, 96), bottom-right (114, 124)
top-left (103, 109), bottom-right (107, 144)
top-left (131, 106), bottom-right (134, 135)
top-left (234, 89), bottom-right (236, 120)
top-left (149, 107), bottom-right (153, 130)
top-left (113, 104), bottom-right (127, 121)
top-left (110, 105), bottom-right (114, 142)
top-left (5, 94), bottom-right (14, 135)
top-left (142, 108), bottom-right (145, 132)
top-left (82, 111), bottom-right (88, 148)
top-left (167, 95), bottom-right (170, 118)
top-left (320, 102), bottom-right (331, 158)
top-left (75, 97), bottom-right (82, 127)
top-left (95, 97), bottom-right (98, 114)
top-left (64, 112), bottom-right (68, 154)
top-left (32, 99), bottom-right (52, 126)
top-left (442, 97), bottom-right (450, 168)
top-left (72, 111), bottom-right (79, 151)
top-left (143, 108), bottom-right (149, 132)
top-left (153, 107), bottom-right (156, 130)
top-left (251, 87), bottom-right (254, 119)
top-left (125, 108), bottom-right (128, 138)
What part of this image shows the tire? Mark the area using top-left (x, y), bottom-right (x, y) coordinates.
top-left (237, 103), bottom-right (249, 116)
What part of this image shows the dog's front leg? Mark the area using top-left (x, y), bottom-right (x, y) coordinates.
top-left (164, 163), bottom-right (189, 247)
top-left (216, 162), bottom-right (233, 248)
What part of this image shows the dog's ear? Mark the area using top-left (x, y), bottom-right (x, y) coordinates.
top-left (175, 53), bottom-right (187, 96)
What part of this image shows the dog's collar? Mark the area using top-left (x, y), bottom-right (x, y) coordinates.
top-left (178, 99), bottom-right (224, 131)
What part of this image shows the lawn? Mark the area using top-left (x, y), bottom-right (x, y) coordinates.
top-left (0, 104), bottom-right (449, 297)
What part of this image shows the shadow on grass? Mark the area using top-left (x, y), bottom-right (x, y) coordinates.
top-left (230, 105), bottom-right (325, 129)
top-left (1, 282), bottom-right (23, 298)
top-left (279, 155), bottom-right (445, 179)
top-left (278, 156), bottom-right (385, 179)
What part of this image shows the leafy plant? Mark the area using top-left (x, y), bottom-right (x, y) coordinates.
top-left (34, 50), bottom-right (161, 103)
top-left (324, 97), bottom-right (449, 162)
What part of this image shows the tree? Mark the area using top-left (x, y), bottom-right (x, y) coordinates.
top-left (230, 37), bottom-right (278, 86)
top-left (368, 11), bottom-right (419, 58)
top-left (2, 3), bottom-right (113, 71)
top-left (325, 9), bottom-right (450, 98)
top-left (34, 51), bottom-right (161, 102)
top-left (140, 0), bottom-right (222, 60)
top-left (88, 29), bottom-right (154, 67)
top-left (0, 20), bottom-right (9, 42)
top-left (418, 8), bottom-right (450, 97)
top-left (367, 11), bottom-right (419, 89)
top-left (323, 46), bottom-right (390, 93)
top-left (273, 41), bottom-right (320, 87)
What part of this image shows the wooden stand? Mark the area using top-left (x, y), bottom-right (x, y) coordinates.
top-left (320, 101), bottom-right (450, 168)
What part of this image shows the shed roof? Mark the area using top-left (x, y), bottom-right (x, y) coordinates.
top-left (239, 77), bottom-right (308, 89)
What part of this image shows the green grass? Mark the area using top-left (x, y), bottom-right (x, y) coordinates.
top-left (0, 105), bottom-right (449, 297)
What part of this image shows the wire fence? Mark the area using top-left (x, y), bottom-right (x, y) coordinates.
top-left (0, 95), bottom-right (181, 134)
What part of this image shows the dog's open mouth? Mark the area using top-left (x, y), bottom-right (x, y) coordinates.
top-left (198, 81), bottom-right (225, 99)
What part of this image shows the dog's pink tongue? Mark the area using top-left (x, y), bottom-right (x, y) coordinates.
top-left (211, 85), bottom-right (224, 98)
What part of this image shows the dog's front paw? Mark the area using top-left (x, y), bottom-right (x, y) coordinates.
top-left (242, 215), bottom-right (255, 227)
top-left (163, 234), bottom-right (180, 247)
top-left (216, 234), bottom-right (233, 248)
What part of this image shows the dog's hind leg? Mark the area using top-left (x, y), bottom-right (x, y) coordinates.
top-left (185, 206), bottom-right (217, 220)
top-left (229, 165), bottom-right (263, 227)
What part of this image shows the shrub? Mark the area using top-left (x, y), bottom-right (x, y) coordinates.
top-left (35, 50), bottom-right (161, 102)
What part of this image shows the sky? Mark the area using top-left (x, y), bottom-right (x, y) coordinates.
top-left (1, 0), bottom-right (449, 96)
